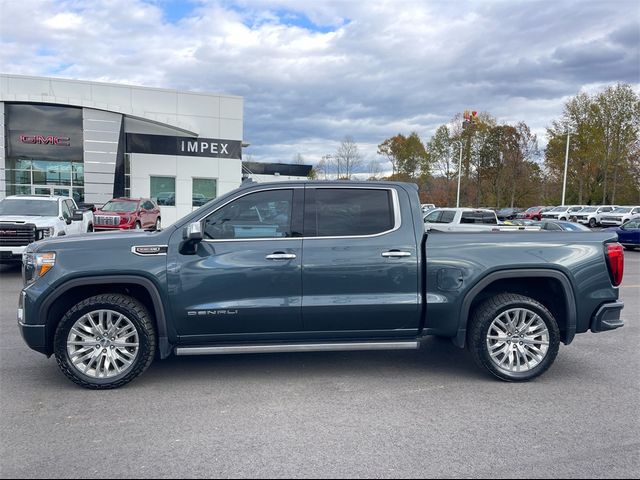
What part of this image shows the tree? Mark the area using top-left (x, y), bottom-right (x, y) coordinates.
top-left (334, 136), bottom-right (363, 180)
top-left (427, 125), bottom-right (454, 205)
top-left (377, 132), bottom-right (428, 179)
top-left (367, 159), bottom-right (382, 180)
top-left (545, 84), bottom-right (640, 205)
top-left (292, 153), bottom-right (305, 164)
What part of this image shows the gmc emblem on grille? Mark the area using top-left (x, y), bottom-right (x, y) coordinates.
top-left (0, 230), bottom-right (17, 236)
top-left (20, 134), bottom-right (70, 146)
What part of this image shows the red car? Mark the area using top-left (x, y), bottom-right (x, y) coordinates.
top-left (517, 206), bottom-right (552, 221)
top-left (93, 198), bottom-right (161, 231)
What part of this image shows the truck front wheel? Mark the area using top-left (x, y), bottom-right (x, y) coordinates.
top-left (53, 294), bottom-right (156, 389)
top-left (468, 293), bottom-right (560, 381)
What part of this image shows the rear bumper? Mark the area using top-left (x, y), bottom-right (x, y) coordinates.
top-left (590, 301), bottom-right (624, 333)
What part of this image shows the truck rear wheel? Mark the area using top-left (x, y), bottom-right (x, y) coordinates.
top-left (467, 293), bottom-right (560, 381)
top-left (53, 294), bottom-right (156, 389)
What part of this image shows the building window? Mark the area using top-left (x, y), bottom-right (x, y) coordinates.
top-left (192, 178), bottom-right (217, 207)
top-left (150, 176), bottom-right (175, 206)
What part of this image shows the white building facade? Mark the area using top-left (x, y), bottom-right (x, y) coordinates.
top-left (0, 74), bottom-right (243, 225)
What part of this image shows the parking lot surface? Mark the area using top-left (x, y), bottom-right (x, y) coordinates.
top-left (1, 253), bottom-right (639, 478)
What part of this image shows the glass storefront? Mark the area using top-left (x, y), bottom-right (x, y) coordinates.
top-left (5, 159), bottom-right (85, 202)
top-left (4, 103), bottom-right (85, 202)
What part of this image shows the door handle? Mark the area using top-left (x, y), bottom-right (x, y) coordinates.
top-left (266, 253), bottom-right (297, 260)
top-left (381, 251), bottom-right (412, 258)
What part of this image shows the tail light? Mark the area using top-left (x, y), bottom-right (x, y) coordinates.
top-left (605, 243), bottom-right (624, 287)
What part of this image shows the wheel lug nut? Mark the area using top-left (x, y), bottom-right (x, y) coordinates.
top-left (102, 349), bottom-right (107, 353)
top-left (111, 345), bottom-right (115, 349)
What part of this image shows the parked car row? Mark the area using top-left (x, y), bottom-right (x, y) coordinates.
top-left (426, 204), bottom-right (640, 228)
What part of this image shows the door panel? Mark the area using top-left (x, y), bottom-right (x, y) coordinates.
top-left (170, 240), bottom-right (302, 338)
top-left (168, 187), bottom-right (304, 341)
top-left (301, 187), bottom-right (420, 336)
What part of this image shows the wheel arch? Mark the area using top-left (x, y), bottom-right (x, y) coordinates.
top-left (453, 269), bottom-right (577, 348)
top-left (40, 275), bottom-right (172, 359)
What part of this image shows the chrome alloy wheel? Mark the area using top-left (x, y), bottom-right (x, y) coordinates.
top-left (486, 307), bottom-right (550, 373)
top-left (66, 309), bottom-right (140, 379)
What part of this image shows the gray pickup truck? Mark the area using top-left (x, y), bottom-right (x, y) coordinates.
top-left (18, 181), bottom-right (625, 389)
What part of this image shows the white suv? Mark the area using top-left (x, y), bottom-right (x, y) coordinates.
top-left (573, 205), bottom-right (617, 228)
top-left (541, 205), bottom-right (585, 221)
top-left (600, 206), bottom-right (640, 227)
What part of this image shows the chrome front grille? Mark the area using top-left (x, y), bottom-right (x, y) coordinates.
top-left (0, 223), bottom-right (36, 246)
top-left (95, 215), bottom-right (120, 226)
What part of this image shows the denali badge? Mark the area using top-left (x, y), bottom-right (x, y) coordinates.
top-left (131, 245), bottom-right (168, 256)
top-left (187, 310), bottom-right (239, 316)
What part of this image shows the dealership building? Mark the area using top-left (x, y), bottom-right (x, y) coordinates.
top-left (0, 73), bottom-right (250, 225)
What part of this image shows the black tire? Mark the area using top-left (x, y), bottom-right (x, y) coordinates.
top-left (54, 294), bottom-right (156, 389)
top-left (588, 218), bottom-right (597, 228)
top-left (467, 293), bottom-right (560, 382)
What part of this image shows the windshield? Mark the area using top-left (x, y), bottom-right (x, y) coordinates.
top-left (101, 201), bottom-right (138, 213)
top-left (0, 198), bottom-right (58, 216)
top-left (550, 206), bottom-right (566, 212)
top-left (525, 207), bottom-right (539, 213)
top-left (611, 207), bottom-right (632, 214)
top-left (581, 207), bottom-right (597, 212)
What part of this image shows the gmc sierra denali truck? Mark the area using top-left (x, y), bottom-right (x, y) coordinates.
top-left (0, 195), bottom-right (93, 264)
top-left (18, 181), bottom-right (625, 389)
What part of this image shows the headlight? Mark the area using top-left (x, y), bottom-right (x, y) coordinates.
top-left (23, 252), bottom-right (56, 285)
top-left (120, 216), bottom-right (131, 224)
top-left (36, 227), bottom-right (55, 240)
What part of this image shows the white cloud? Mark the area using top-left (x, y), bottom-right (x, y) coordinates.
top-left (1, 0), bottom-right (638, 166)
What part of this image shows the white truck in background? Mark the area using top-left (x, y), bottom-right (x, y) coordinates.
top-left (0, 195), bottom-right (94, 264)
top-left (423, 207), bottom-right (500, 232)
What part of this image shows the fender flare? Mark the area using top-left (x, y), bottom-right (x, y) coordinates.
top-left (39, 275), bottom-right (173, 359)
top-left (454, 269), bottom-right (577, 348)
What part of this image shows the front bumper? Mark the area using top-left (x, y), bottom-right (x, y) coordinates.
top-left (591, 301), bottom-right (624, 333)
top-left (0, 245), bottom-right (26, 263)
top-left (94, 225), bottom-right (134, 231)
top-left (18, 289), bottom-right (49, 355)
top-left (19, 322), bottom-right (48, 355)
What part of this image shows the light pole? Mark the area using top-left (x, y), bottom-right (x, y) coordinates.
top-left (452, 140), bottom-right (463, 208)
top-left (561, 132), bottom-right (570, 205)
top-left (322, 154), bottom-right (333, 180)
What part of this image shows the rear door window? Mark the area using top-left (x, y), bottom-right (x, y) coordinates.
top-left (439, 210), bottom-right (456, 223)
top-left (310, 188), bottom-right (395, 237)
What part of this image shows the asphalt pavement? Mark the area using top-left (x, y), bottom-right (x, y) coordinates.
top-left (0, 254), bottom-right (638, 478)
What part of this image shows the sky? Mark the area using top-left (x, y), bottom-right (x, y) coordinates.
top-left (1, 0), bottom-right (639, 173)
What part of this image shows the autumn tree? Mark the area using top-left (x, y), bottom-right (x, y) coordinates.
top-left (545, 84), bottom-right (639, 205)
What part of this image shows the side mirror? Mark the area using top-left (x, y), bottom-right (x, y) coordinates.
top-left (72, 209), bottom-right (84, 222)
top-left (184, 221), bottom-right (203, 242)
top-left (180, 221), bottom-right (204, 255)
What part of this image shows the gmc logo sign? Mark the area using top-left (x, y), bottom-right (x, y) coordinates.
top-left (20, 135), bottom-right (70, 146)
top-left (0, 230), bottom-right (17, 236)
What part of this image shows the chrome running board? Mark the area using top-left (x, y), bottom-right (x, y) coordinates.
top-left (175, 341), bottom-right (419, 356)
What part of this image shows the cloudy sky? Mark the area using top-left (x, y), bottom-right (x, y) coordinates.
top-left (1, 0), bottom-right (638, 171)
